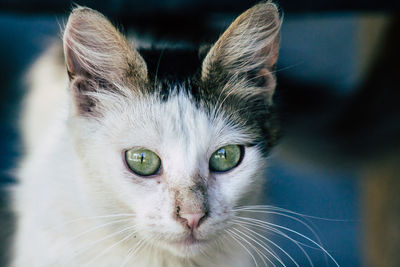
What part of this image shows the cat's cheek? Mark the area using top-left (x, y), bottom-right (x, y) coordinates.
top-left (212, 147), bottom-right (265, 205)
top-left (194, 147), bottom-right (266, 238)
top-left (127, 180), bottom-right (178, 233)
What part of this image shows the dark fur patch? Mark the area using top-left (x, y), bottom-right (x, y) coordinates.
top-left (136, 47), bottom-right (279, 154)
top-left (198, 71), bottom-right (279, 153)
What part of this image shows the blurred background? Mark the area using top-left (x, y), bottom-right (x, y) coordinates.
top-left (0, 0), bottom-right (399, 266)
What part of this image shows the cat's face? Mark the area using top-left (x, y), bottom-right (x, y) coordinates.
top-left (73, 91), bottom-right (266, 256)
top-left (64, 3), bottom-right (280, 257)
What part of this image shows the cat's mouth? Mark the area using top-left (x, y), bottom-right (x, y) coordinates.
top-left (170, 232), bottom-right (205, 248)
top-left (159, 233), bottom-right (208, 258)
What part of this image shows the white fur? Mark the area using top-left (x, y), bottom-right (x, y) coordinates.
top-left (12, 45), bottom-right (268, 267)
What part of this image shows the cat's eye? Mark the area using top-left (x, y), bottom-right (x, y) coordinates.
top-left (209, 145), bottom-right (243, 172)
top-left (125, 149), bottom-right (161, 176)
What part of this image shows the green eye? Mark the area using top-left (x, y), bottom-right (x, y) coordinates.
top-left (125, 149), bottom-right (161, 176)
top-left (209, 145), bottom-right (243, 172)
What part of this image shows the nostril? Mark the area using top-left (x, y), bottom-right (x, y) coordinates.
top-left (179, 212), bottom-right (206, 229)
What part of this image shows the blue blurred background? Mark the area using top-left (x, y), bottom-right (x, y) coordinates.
top-left (0, 1), bottom-right (399, 266)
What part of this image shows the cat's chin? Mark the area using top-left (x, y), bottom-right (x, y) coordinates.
top-left (160, 235), bottom-right (209, 258)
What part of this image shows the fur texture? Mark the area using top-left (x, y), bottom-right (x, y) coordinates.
top-left (13, 2), bottom-right (281, 266)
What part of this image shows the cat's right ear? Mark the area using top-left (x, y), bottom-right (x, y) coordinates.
top-left (63, 7), bottom-right (147, 115)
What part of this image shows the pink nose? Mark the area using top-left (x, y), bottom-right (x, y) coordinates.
top-left (179, 212), bottom-right (206, 229)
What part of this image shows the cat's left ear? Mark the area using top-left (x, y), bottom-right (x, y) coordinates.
top-left (201, 2), bottom-right (281, 104)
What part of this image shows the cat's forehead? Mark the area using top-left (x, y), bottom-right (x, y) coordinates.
top-left (134, 90), bottom-right (250, 146)
top-left (100, 86), bottom-right (254, 156)
top-left (151, 89), bottom-right (208, 145)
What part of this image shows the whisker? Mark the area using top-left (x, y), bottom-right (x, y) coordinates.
top-left (47, 213), bottom-right (135, 230)
top-left (225, 229), bottom-right (259, 267)
top-left (234, 217), bottom-right (315, 267)
top-left (61, 218), bottom-right (134, 247)
top-left (119, 239), bottom-right (146, 267)
top-left (270, 61), bottom-right (304, 74)
top-left (232, 221), bottom-right (299, 267)
top-left (234, 205), bottom-right (336, 266)
top-left (235, 216), bottom-right (339, 266)
top-left (62, 225), bottom-right (137, 266)
top-left (234, 209), bottom-right (325, 252)
top-left (230, 227), bottom-right (277, 267)
top-left (234, 205), bottom-right (349, 222)
top-left (232, 229), bottom-right (272, 267)
top-left (84, 229), bottom-right (138, 265)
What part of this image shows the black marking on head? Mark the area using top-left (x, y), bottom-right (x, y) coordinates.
top-left (199, 74), bottom-right (279, 154)
top-left (136, 46), bottom-right (279, 153)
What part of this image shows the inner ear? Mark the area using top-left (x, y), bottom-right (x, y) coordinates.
top-left (70, 77), bottom-right (98, 115)
top-left (251, 68), bottom-right (276, 91)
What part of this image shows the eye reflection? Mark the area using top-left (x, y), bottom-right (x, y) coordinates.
top-left (125, 149), bottom-right (161, 177)
top-left (128, 152), bottom-right (146, 163)
top-left (209, 145), bottom-right (243, 172)
top-left (214, 148), bottom-right (227, 159)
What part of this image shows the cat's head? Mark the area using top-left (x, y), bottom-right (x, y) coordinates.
top-left (63, 2), bottom-right (280, 258)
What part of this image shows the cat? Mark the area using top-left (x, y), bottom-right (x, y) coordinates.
top-left (11, 2), bottom-right (304, 266)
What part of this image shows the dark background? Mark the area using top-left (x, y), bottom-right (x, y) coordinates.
top-left (0, 0), bottom-right (399, 266)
